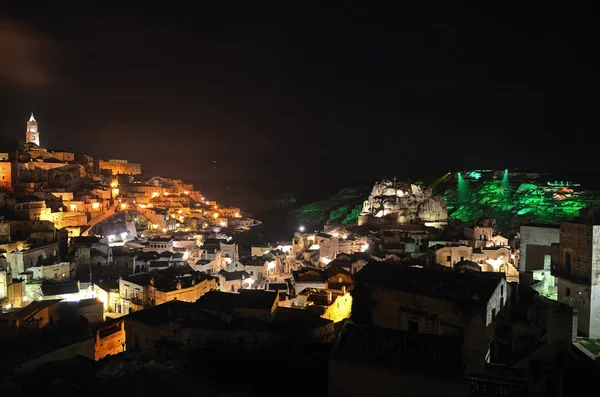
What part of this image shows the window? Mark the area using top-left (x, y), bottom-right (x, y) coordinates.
top-left (408, 320), bottom-right (419, 332)
top-left (566, 288), bottom-right (571, 297)
top-left (460, 256), bottom-right (464, 261)
top-left (446, 255), bottom-right (451, 262)
top-left (339, 277), bottom-right (343, 283)
top-left (565, 252), bottom-right (572, 274)
top-left (500, 284), bottom-right (504, 296)
top-left (491, 308), bottom-right (496, 321)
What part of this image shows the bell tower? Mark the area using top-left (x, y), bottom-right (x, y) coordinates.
top-left (26, 113), bottom-right (40, 146)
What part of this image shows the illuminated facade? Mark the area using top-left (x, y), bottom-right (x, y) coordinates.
top-left (0, 161), bottom-right (12, 191)
top-left (26, 113), bottom-right (40, 146)
top-left (97, 159), bottom-right (142, 175)
top-left (358, 179), bottom-right (447, 226)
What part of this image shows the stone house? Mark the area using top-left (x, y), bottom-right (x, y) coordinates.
top-left (290, 265), bottom-right (353, 296)
top-left (296, 287), bottom-right (353, 323)
top-left (29, 261), bottom-right (74, 281)
top-left (351, 261), bottom-right (506, 372)
top-left (69, 237), bottom-right (112, 267)
top-left (119, 266), bottom-right (216, 312)
top-left (5, 241), bottom-right (60, 274)
top-left (237, 257), bottom-right (267, 281)
top-left (94, 319), bottom-right (126, 360)
top-left (219, 240), bottom-right (239, 261)
top-left (145, 236), bottom-right (173, 254)
top-left (217, 269), bottom-right (251, 292)
top-left (551, 205), bottom-right (600, 337)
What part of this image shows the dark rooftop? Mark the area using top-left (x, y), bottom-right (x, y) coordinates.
top-left (8, 299), bottom-right (63, 321)
top-left (356, 261), bottom-right (503, 304)
top-left (218, 270), bottom-right (250, 281)
top-left (272, 306), bottom-right (333, 330)
top-left (126, 300), bottom-right (192, 327)
top-left (332, 322), bottom-right (463, 374)
top-left (41, 281), bottom-right (79, 296)
top-left (151, 236), bottom-right (173, 242)
top-left (195, 289), bottom-right (277, 312)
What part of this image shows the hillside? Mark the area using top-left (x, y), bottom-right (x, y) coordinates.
top-left (286, 170), bottom-right (600, 233)
top-left (439, 170), bottom-right (600, 231)
top-left (287, 186), bottom-right (371, 229)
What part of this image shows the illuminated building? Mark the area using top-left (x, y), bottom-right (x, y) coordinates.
top-left (0, 161), bottom-right (12, 192)
top-left (358, 179), bottom-right (447, 227)
top-left (97, 159), bottom-right (142, 175)
top-left (25, 113), bottom-right (40, 146)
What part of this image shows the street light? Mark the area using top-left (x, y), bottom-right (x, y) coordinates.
top-left (299, 226), bottom-right (305, 232)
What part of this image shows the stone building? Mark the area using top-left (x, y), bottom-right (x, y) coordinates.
top-left (358, 179), bottom-right (447, 227)
top-left (351, 261), bottom-right (506, 372)
top-left (552, 205), bottom-right (600, 338)
top-left (94, 319), bottom-right (126, 360)
top-left (119, 266), bottom-right (216, 312)
top-left (25, 113), bottom-right (40, 146)
top-left (96, 159), bottom-right (141, 175)
top-left (4, 241), bottom-right (60, 274)
top-left (519, 224), bottom-right (560, 272)
top-left (434, 244), bottom-right (518, 282)
top-left (0, 161), bottom-right (12, 192)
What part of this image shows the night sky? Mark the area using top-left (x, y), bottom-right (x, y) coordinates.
top-left (0, 4), bottom-right (581, 184)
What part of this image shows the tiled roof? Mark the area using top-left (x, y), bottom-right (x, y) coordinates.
top-left (332, 322), bottom-right (463, 374)
top-left (356, 261), bottom-right (502, 304)
top-left (466, 373), bottom-right (529, 396)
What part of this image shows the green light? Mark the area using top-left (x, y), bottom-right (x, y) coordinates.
top-left (457, 172), bottom-right (470, 203)
top-left (466, 171), bottom-right (482, 180)
top-left (442, 170), bottom-right (599, 230)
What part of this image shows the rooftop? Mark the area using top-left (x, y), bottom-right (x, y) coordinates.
top-left (355, 261), bottom-right (503, 304)
top-left (41, 281), bottom-right (79, 296)
top-left (8, 299), bottom-right (63, 321)
top-left (218, 269), bottom-right (250, 281)
top-left (195, 289), bottom-right (277, 312)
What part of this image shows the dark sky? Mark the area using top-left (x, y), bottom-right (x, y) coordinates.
top-left (0, 3), bottom-right (581, 184)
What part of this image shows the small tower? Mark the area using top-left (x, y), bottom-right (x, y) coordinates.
top-left (26, 113), bottom-right (40, 146)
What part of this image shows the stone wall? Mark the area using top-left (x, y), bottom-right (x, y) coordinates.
top-left (559, 222), bottom-right (592, 281)
top-left (360, 180), bottom-right (447, 225)
top-left (95, 320), bottom-right (125, 360)
top-left (365, 286), bottom-right (493, 372)
top-left (519, 225), bottom-right (560, 272)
